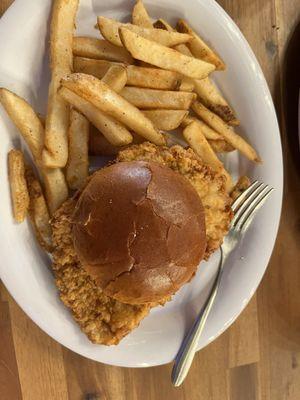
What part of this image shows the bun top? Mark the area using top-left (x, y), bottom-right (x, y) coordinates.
top-left (72, 161), bottom-right (206, 304)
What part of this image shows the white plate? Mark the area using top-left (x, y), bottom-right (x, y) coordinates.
top-left (0, 0), bottom-right (282, 367)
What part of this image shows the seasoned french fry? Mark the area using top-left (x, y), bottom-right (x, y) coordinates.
top-left (73, 37), bottom-right (133, 63)
top-left (97, 17), bottom-right (192, 47)
top-left (8, 149), bottom-right (30, 223)
top-left (74, 57), bottom-right (118, 78)
top-left (0, 88), bottom-right (44, 162)
top-left (132, 0), bottom-right (153, 28)
top-left (42, 167), bottom-right (69, 215)
top-left (61, 73), bottom-right (165, 145)
top-left (66, 109), bottom-right (89, 190)
top-left (142, 109), bottom-right (188, 130)
top-left (101, 65), bottom-right (127, 93)
top-left (177, 19), bottom-right (225, 70)
top-left (193, 78), bottom-right (239, 125)
top-left (183, 121), bottom-right (233, 191)
top-left (59, 87), bottom-right (133, 146)
top-left (1, 88), bottom-right (68, 213)
top-left (208, 139), bottom-right (235, 153)
top-left (119, 28), bottom-right (215, 79)
top-left (120, 87), bottom-right (196, 109)
top-left (153, 19), bottom-right (194, 56)
top-left (25, 167), bottom-right (53, 251)
top-left (42, 0), bottom-right (79, 168)
top-left (74, 58), bottom-right (188, 90)
top-left (181, 116), bottom-right (221, 140)
top-left (192, 101), bottom-right (260, 162)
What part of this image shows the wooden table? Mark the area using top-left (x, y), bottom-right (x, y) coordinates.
top-left (1, 1), bottom-right (299, 399)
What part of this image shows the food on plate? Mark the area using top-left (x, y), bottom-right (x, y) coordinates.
top-left (193, 78), bottom-right (238, 125)
top-left (181, 116), bottom-right (221, 140)
top-left (142, 109), bottom-right (188, 130)
top-left (42, 168), bottom-right (69, 214)
top-left (118, 143), bottom-right (233, 258)
top-left (66, 109), bottom-right (89, 190)
top-left (59, 87), bottom-right (133, 146)
top-left (73, 37), bottom-right (133, 63)
top-left (42, 0), bottom-right (79, 168)
top-left (101, 64), bottom-right (127, 93)
top-left (97, 16), bottom-right (192, 47)
top-left (231, 176), bottom-right (251, 201)
top-left (8, 149), bottom-right (30, 223)
top-left (25, 167), bottom-right (53, 251)
top-left (74, 58), bottom-right (189, 91)
top-left (182, 121), bottom-right (233, 191)
top-left (132, 0), bottom-right (153, 28)
top-left (120, 87), bottom-right (196, 110)
top-left (60, 73), bottom-right (165, 145)
top-left (119, 28), bottom-right (216, 79)
top-left (72, 161), bottom-right (207, 304)
top-left (3, 0), bottom-right (261, 345)
top-left (51, 198), bottom-right (156, 345)
top-left (208, 139), bottom-right (235, 153)
top-left (0, 88), bottom-right (44, 163)
top-left (192, 101), bottom-right (261, 162)
top-left (177, 19), bottom-right (225, 71)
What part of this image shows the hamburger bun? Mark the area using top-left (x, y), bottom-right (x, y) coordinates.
top-left (72, 161), bottom-right (206, 304)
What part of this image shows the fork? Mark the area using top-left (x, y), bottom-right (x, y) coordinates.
top-left (171, 181), bottom-right (274, 387)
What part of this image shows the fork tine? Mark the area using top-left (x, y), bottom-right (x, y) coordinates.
top-left (236, 187), bottom-right (274, 231)
top-left (231, 180), bottom-right (260, 212)
top-left (231, 183), bottom-right (266, 226)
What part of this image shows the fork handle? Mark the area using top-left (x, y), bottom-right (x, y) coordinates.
top-left (171, 250), bottom-right (225, 386)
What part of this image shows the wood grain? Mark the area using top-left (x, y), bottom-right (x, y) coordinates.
top-left (1, 1), bottom-right (300, 399)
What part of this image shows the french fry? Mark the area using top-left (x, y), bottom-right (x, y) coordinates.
top-left (181, 116), bottom-right (221, 140)
top-left (73, 37), bottom-right (133, 63)
top-left (1, 88), bottom-right (68, 213)
top-left (153, 19), bottom-right (193, 56)
top-left (177, 19), bottom-right (225, 70)
top-left (132, 0), bottom-right (153, 28)
top-left (101, 65), bottom-right (127, 93)
top-left (142, 109), bottom-right (188, 130)
top-left (59, 87), bottom-right (133, 146)
top-left (97, 17), bottom-right (192, 47)
top-left (25, 167), bottom-right (53, 251)
top-left (183, 121), bottom-right (233, 191)
top-left (8, 149), bottom-right (30, 223)
top-left (192, 101), bottom-right (261, 162)
top-left (193, 78), bottom-right (239, 125)
top-left (66, 109), bottom-right (89, 190)
top-left (208, 139), bottom-right (235, 153)
top-left (74, 57), bottom-right (118, 78)
top-left (120, 87), bottom-right (196, 109)
top-left (42, 167), bottom-right (69, 215)
top-left (0, 88), bottom-right (44, 162)
top-left (119, 28), bottom-right (215, 79)
top-left (74, 57), bottom-right (188, 90)
top-left (60, 73), bottom-right (165, 145)
top-left (42, 0), bottom-right (79, 168)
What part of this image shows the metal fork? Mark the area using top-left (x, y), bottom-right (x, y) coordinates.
top-left (171, 181), bottom-right (274, 387)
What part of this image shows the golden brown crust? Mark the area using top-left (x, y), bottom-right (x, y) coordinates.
top-left (51, 198), bottom-right (154, 345)
top-left (117, 143), bottom-right (233, 258)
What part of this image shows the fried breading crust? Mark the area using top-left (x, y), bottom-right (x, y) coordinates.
top-left (118, 143), bottom-right (233, 258)
top-left (51, 198), bottom-right (152, 345)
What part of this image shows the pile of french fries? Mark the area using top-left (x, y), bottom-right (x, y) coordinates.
top-left (1, 0), bottom-right (259, 251)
